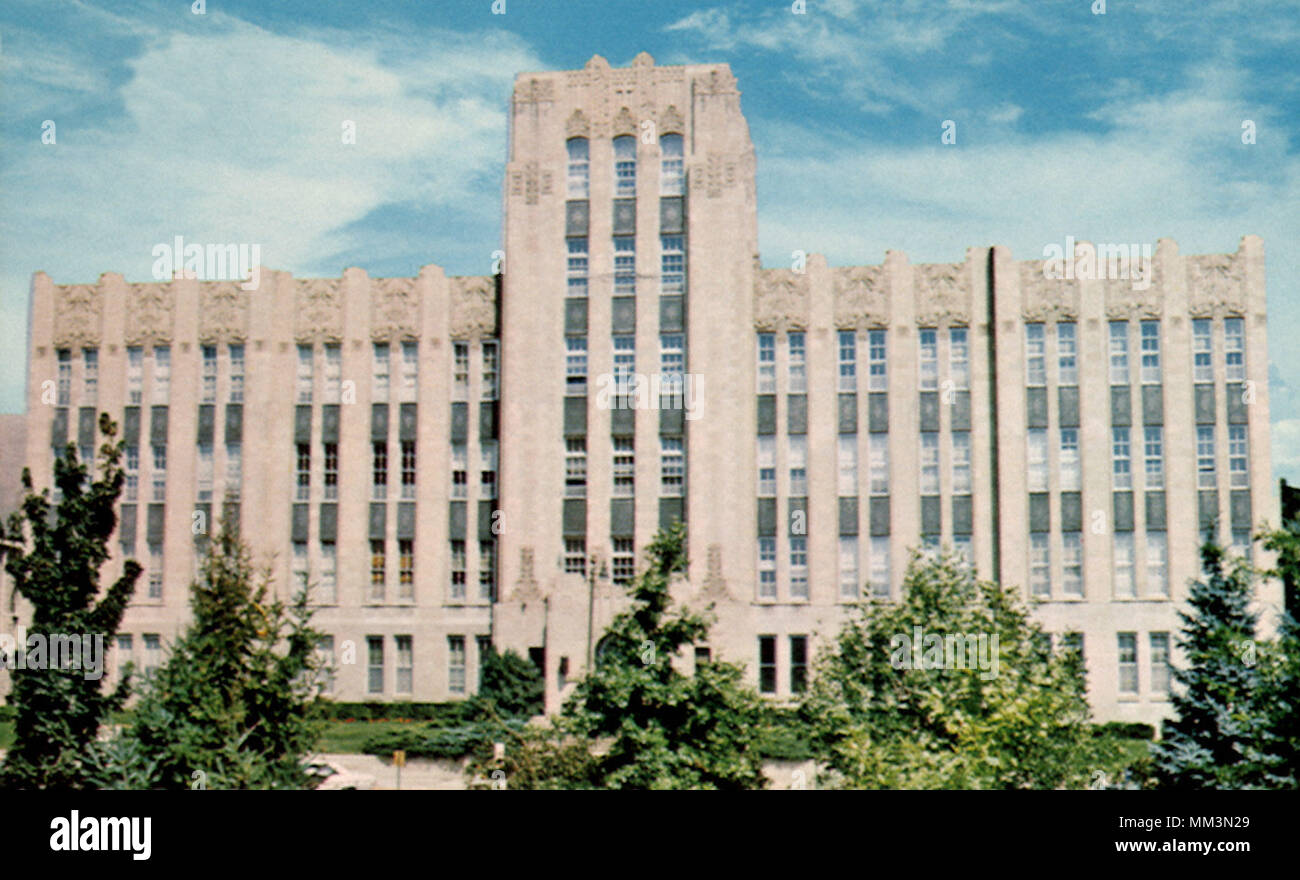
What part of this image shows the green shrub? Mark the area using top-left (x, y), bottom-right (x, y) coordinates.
top-left (1093, 722), bottom-right (1155, 741)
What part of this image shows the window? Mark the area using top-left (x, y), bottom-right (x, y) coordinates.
top-left (1193, 319), bottom-right (1213, 383)
top-left (324, 443), bottom-right (338, 500)
top-left (921, 432), bottom-right (940, 495)
top-left (612, 538), bottom-right (635, 586)
top-left (788, 436), bottom-right (807, 496)
top-left (198, 345), bottom-right (216, 403)
top-left (564, 538), bottom-right (586, 575)
top-left (451, 445), bottom-right (468, 499)
top-left (758, 537), bottom-right (777, 599)
top-left (450, 540), bottom-right (467, 599)
top-left (1146, 532), bottom-right (1168, 597)
top-left (839, 536), bottom-right (859, 600)
top-left (1114, 533), bottom-right (1136, 598)
top-left (1231, 529), bottom-right (1252, 560)
top-left (1109, 322), bottom-right (1129, 385)
top-left (661, 436), bottom-right (684, 496)
top-left (1062, 632), bottom-right (1084, 661)
top-left (367, 636), bottom-right (384, 694)
top-left (395, 636), bottom-right (413, 694)
top-left (565, 437), bottom-right (587, 497)
top-left (453, 342), bottom-right (469, 400)
top-left (372, 441), bottom-right (388, 500)
top-left (566, 137), bottom-right (589, 197)
top-left (151, 444), bottom-right (167, 502)
top-left (790, 536), bottom-right (808, 600)
top-left (316, 635), bottom-right (335, 694)
top-left (838, 435), bottom-right (857, 495)
top-left (868, 329), bottom-right (887, 391)
top-left (1150, 632), bottom-right (1170, 695)
top-left (787, 332), bottom-right (806, 393)
top-left (124, 445), bottom-right (139, 502)
top-left (228, 344), bottom-right (244, 403)
top-left (292, 542), bottom-right (309, 591)
top-left (1229, 425), bottom-right (1248, 488)
top-left (297, 344), bottom-right (314, 404)
top-left (613, 135), bottom-right (636, 197)
top-left (1117, 632), bottom-right (1138, 695)
top-left (919, 328), bottom-right (938, 390)
top-left (400, 441), bottom-right (416, 500)
top-left (1059, 428), bottom-right (1080, 491)
top-left (758, 636), bottom-right (777, 694)
top-left (152, 346), bottom-right (170, 404)
top-left (372, 342), bottom-right (389, 403)
top-left (296, 443), bottom-right (311, 501)
top-left (197, 444), bottom-right (213, 502)
top-left (757, 333), bottom-right (776, 393)
top-left (1112, 427), bottom-right (1132, 490)
top-left (948, 327), bottom-right (969, 390)
top-left (116, 634), bottom-right (133, 677)
top-left (370, 540), bottom-right (386, 601)
top-left (757, 435), bottom-right (776, 497)
top-left (1140, 321), bottom-right (1160, 384)
top-left (1062, 532), bottom-right (1083, 597)
top-left (1030, 533), bottom-right (1050, 597)
top-left (1135, 426), bottom-right (1163, 490)
top-left (660, 132), bottom-right (684, 195)
top-left (399, 540), bottom-right (414, 599)
top-left (481, 341), bottom-right (498, 401)
top-left (480, 441), bottom-right (498, 500)
top-left (869, 537), bottom-right (890, 599)
top-left (1197, 426), bottom-right (1216, 488)
top-left (869, 437), bottom-right (889, 495)
top-left (83, 348), bottom-right (98, 404)
top-left (225, 443), bottom-right (241, 498)
top-left (566, 336), bottom-right (587, 395)
top-left (613, 437), bottom-right (635, 497)
top-left (1057, 323), bottom-right (1077, 386)
top-left (660, 334), bottom-right (684, 397)
top-left (401, 341), bottom-right (419, 401)
top-left (567, 237), bottom-right (588, 297)
top-left (952, 431), bottom-right (972, 494)
top-left (319, 542), bottom-right (337, 604)
top-left (126, 347), bottom-right (143, 404)
top-left (324, 343), bottom-right (341, 403)
top-left (1224, 317), bottom-right (1245, 382)
top-left (953, 534), bottom-right (972, 564)
top-left (790, 636), bottom-right (808, 695)
top-left (660, 235), bottom-right (684, 295)
top-left (613, 335), bottom-right (635, 398)
top-left (143, 634), bottom-right (162, 679)
top-left (148, 544), bottom-right (163, 599)
top-left (838, 330), bottom-right (857, 392)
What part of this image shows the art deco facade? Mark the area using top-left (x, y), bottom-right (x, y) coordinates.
top-left (3, 54), bottom-right (1279, 726)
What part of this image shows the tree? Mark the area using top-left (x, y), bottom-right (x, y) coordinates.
top-left (1152, 541), bottom-right (1265, 789)
top-left (0, 416), bottom-right (141, 790)
top-left (104, 523), bottom-right (326, 789)
top-left (1253, 526), bottom-right (1300, 787)
top-left (801, 550), bottom-right (1106, 789)
top-left (477, 645), bottom-right (544, 718)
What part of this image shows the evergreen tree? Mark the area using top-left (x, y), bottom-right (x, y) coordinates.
top-left (477, 645), bottom-right (544, 718)
top-left (1152, 541), bottom-right (1264, 789)
top-left (0, 416), bottom-right (141, 789)
top-left (1256, 526), bottom-right (1300, 787)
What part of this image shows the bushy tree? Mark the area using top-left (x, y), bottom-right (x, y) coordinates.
top-left (1251, 527), bottom-right (1300, 787)
top-left (1152, 542), bottom-right (1265, 789)
top-left (801, 550), bottom-right (1105, 789)
top-left (0, 417), bottom-right (140, 789)
top-left (477, 645), bottom-right (544, 718)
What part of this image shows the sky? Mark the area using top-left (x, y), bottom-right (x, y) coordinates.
top-left (0, 0), bottom-right (1297, 488)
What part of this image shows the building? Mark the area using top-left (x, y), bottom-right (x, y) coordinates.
top-left (7, 53), bottom-right (1279, 724)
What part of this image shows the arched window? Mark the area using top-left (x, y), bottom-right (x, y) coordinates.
top-left (660, 133), bottom-right (683, 196)
top-left (613, 135), bottom-right (636, 197)
top-left (566, 137), bottom-right (589, 198)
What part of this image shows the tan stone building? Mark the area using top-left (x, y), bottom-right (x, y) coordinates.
top-left (4, 53), bottom-right (1279, 726)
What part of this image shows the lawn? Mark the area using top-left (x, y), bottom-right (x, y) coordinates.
top-left (316, 720), bottom-right (419, 754)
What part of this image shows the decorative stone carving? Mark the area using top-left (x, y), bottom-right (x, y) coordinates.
top-left (370, 276), bottom-right (420, 340)
top-left (509, 161), bottom-right (552, 205)
top-left (611, 106), bottom-right (637, 138)
top-left (833, 266), bottom-right (888, 328)
top-left (294, 278), bottom-right (343, 343)
top-left (631, 51), bottom-right (654, 68)
top-left (660, 104), bottom-right (684, 134)
top-left (1019, 262), bottom-right (1079, 322)
top-left (53, 284), bottom-right (103, 347)
top-left (125, 283), bottom-right (175, 346)
top-left (913, 263), bottom-right (969, 326)
top-left (754, 270), bottom-right (810, 332)
top-left (513, 77), bottom-right (554, 105)
top-left (693, 151), bottom-right (737, 198)
top-left (198, 282), bottom-right (250, 343)
top-left (511, 547), bottom-right (542, 602)
top-left (449, 276), bottom-right (497, 339)
top-left (698, 544), bottom-right (732, 602)
top-left (1103, 275), bottom-right (1163, 320)
top-left (694, 67), bottom-right (738, 95)
top-left (1187, 254), bottom-right (1246, 317)
top-left (565, 108), bottom-right (590, 139)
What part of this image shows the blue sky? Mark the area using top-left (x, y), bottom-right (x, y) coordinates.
top-left (1, 0), bottom-right (1297, 488)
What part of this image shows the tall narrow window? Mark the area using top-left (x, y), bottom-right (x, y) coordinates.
top-left (1229, 425), bottom-right (1248, 488)
top-left (324, 442), bottom-right (338, 500)
top-left (395, 636), bottom-right (413, 694)
top-left (919, 329), bottom-right (938, 390)
top-left (478, 540), bottom-right (495, 600)
top-left (401, 341), bottom-right (418, 401)
top-left (372, 441), bottom-right (387, 500)
top-left (148, 544), bottom-right (164, 599)
top-left (790, 636), bottom-right (808, 695)
top-left (400, 441), bottom-right (416, 500)
top-left (757, 435), bottom-right (776, 497)
top-left (1117, 633), bottom-right (1138, 694)
top-left (1030, 533), bottom-right (1051, 597)
top-left (660, 235), bottom-right (684, 295)
top-left (1143, 427), bottom-right (1164, 489)
top-left (1197, 426), bottom-right (1216, 488)
top-left (838, 434), bottom-right (858, 496)
top-left (317, 635), bottom-right (335, 693)
top-left (399, 540), bottom-right (415, 599)
top-left (787, 332), bottom-right (806, 393)
top-left (660, 334), bottom-right (684, 397)
top-left (758, 636), bottom-right (777, 694)
top-left (757, 333), bottom-right (776, 393)
top-left (564, 538), bottom-right (586, 575)
top-left (83, 348), bottom-right (99, 404)
top-left (228, 343), bottom-right (244, 404)
top-left (296, 443), bottom-right (311, 501)
top-left (660, 132), bottom-right (684, 196)
top-left (116, 634), bottom-right (133, 677)
top-left (870, 536), bottom-right (890, 599)
top-left (566, 337), bottom-right (587, 395)
top-left (320, 542), bottom-right (337, 604)
top-left (372, 343), bottom-right (389, 403)
top-left (1192, 319), bottom-right (1213, 383)
top-left (152, 346), bottom-right (170, 404)
top-left (292, 542), bottom-right (309, 592)
top-left (453, 342), bottom-right (469, 401)
top-left (789, 536), bottom-right (808, 600)
top-left (1150, 632), bottom-right (1171, 694)
top-left (125, 445), bottom-right (139, 502)
top-left (869, 438), bottom-right (889, 495)
top-left (565, 437), bottom-right (587, 497)
top-left (225, 443), bottom-right (241, 498)
top-left (126, 346), bottom-right (143, 405)
top-left (200, 345), bottom-right (216, 404)
top-left (297, 344), bottom-right (314, 404)
top-left (197, 444), bottom-right (213, 502)
top-left (613, 335), bottom-right (635, 398)
top-left (1062, 532), bottom-right (1083, 597)
top-left (450, 540), bottom-right (467, 599)
top-left (1109, 322), bottom-right (1129, 385)
top-left (1057, 322), bottom-right (1077, 386)
top-left (367, 636), bottom-right (384, 694)
top-left (758, 538), bottom-right (777, 599)
top-left (612, 538), bottom-right (634, 586)
top-left (1146, 532), bottom-right (1168, 597)
top-left (839, 536), bottom-right (859, 600)
top-left (480, 440), bottom-right (498, 500)
top-left (613, 135), bottom-right (636, 197)
top-left (837, 330), bottom-right (857, 392)
top-left (949, 327), bottom-right (969, 389)
top-left (788, 436), bottom-right (808, 496)
top-left (566, 137), bottom-right (589, 197)
top-left (868, 329), bottom-right (887, 391)
top-left (1028, 426), bottom-right (1052, 492)
top-left (920, 433), bottom-right (940, 494)
top-left (1140, 321), bottom-right (1160, 384)
top-left (481, 341), bottom-right (498, 401)
top-left (1224, 317), bottom-right (1245, 382)
top-left (567, 236), bottom-right (588, 297)
top-left (152, 444), bottom-right (167, 502)
top-left (1024, 323), bottom-right (1046, 386)
top-left (324, 343), bottom-right (341, 403)
top-left (1059, 428), bottom-right (1080, 491)
top-left (661, 436), bottom-right (684, 496)
top-left (951, 431), bottom-right (972, 494)
top-left (143, 634), bottom-right (162, 678)
top-left (613, 437), bottom-right (635, 497)
top-left (613, 236), bottom-right (637, 298)
top-left (369, 539), bottom-right (386, 601)
top-left (1112, 427), bottom-right (1132, 490)
top-left (1114, 533), bottom-right (1136, 598)
top-left (451, 444), bottom-right (468, 499)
